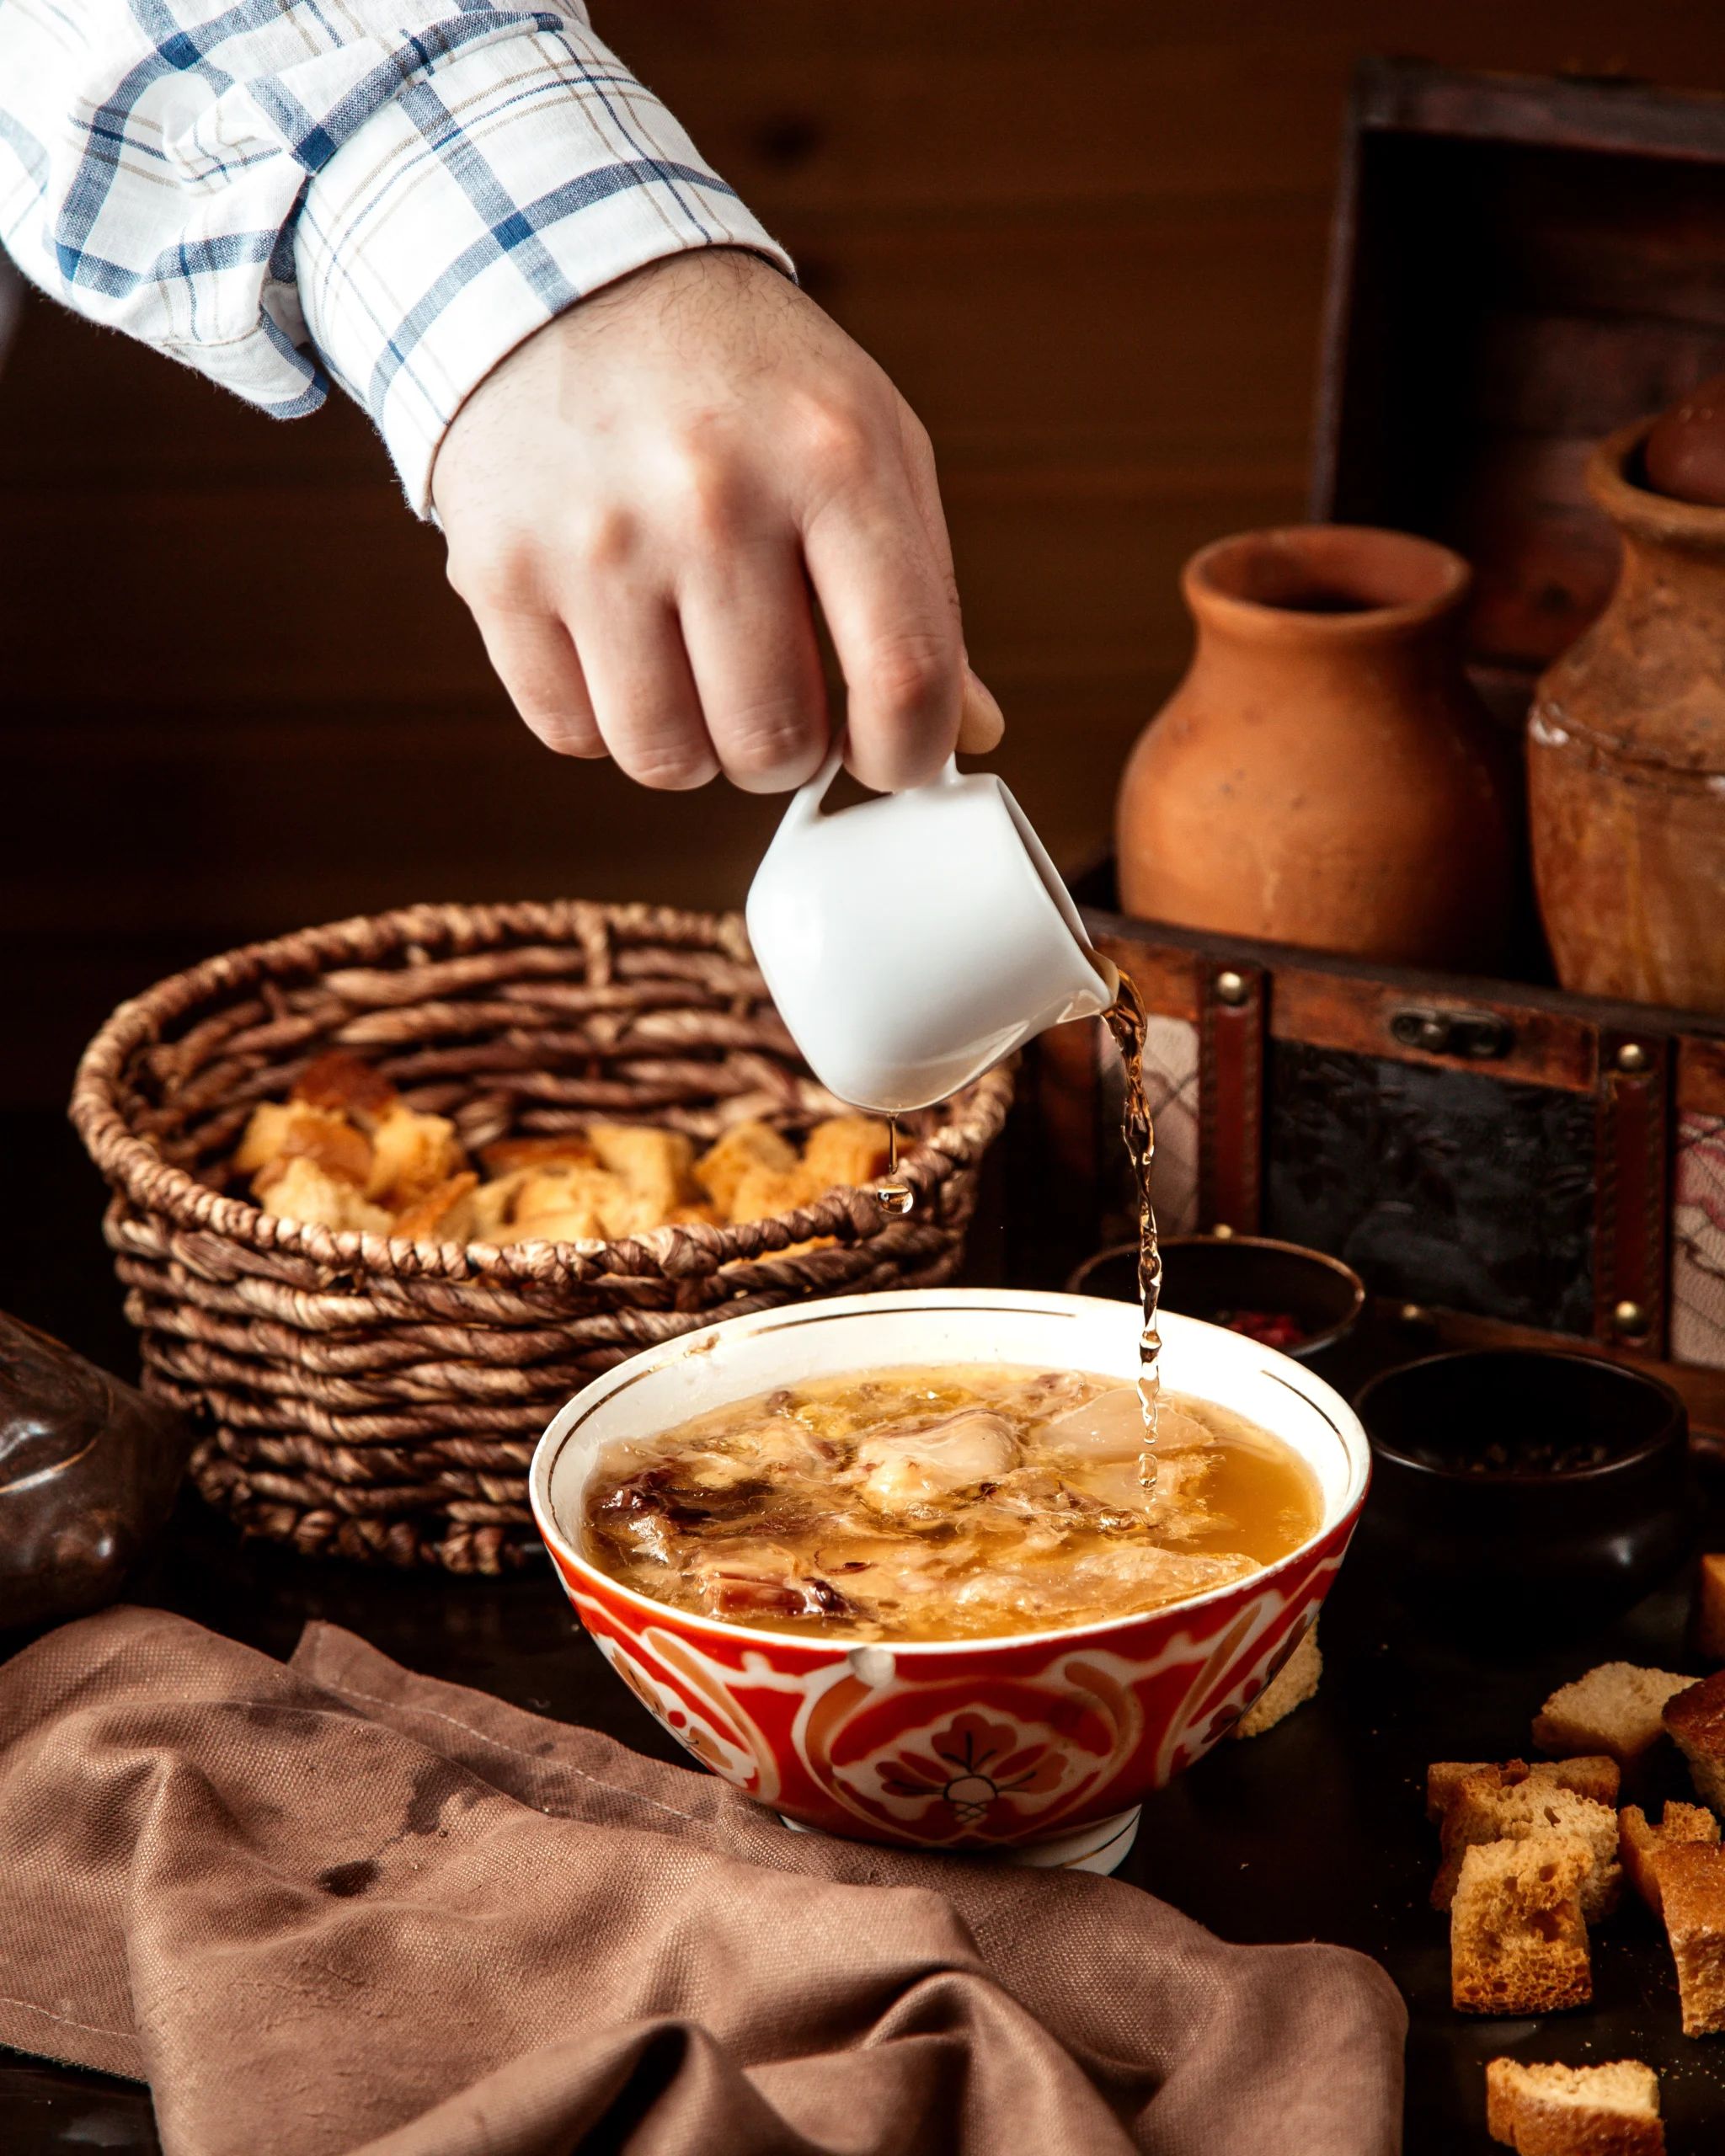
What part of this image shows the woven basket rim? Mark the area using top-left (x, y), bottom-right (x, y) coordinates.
top-left (71, 897), bottom-right (1011, 1289)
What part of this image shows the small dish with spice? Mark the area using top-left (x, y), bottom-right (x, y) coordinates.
top-left (1354, 1348), bottom-right (1694, 1635)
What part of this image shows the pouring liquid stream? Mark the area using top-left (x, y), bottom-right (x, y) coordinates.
top-left (1100, 970), bottom-right (1163, 1496)
top-left (875, 1114), bottom-right (916, 1217)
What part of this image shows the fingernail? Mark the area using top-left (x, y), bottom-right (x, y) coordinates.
top-left (958, 668), bottom-right (1006, 752)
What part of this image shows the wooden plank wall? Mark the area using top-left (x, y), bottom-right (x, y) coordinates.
top-left (4, 0), bottom-right (1722, 1108)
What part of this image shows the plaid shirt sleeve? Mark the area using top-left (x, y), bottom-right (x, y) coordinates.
top-left (0, 0), bottom-right (793, 513)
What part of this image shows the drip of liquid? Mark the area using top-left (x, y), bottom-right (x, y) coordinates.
top-left (1101, 972), bottom-right (1162, 1492)
top-left (875, 1113), bottom-right (916, 1217)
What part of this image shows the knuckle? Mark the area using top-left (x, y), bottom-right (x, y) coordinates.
top-left (660, 442), bottom-right (745, 542)
top-left (617, 734), bottom-right (718, 791)
top-left (718, 702), bottom-right (824, 786)
top-left (790, 394), bottom-right (876, 491)
top-left (869, 632), bottom-right (959, 718)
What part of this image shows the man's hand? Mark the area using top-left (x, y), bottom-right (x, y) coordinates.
top-left (431, 248), bottom-right (1003, 794)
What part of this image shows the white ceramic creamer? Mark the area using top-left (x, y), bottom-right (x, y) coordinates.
top-left (745, 745), bottom-right (1118, 1113)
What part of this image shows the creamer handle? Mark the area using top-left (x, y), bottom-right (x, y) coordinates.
top-left (779, 737), bottom-right (847, 830)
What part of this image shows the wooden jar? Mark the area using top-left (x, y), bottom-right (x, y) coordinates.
top-left (1529, 419), bottom-right (1725, 1017)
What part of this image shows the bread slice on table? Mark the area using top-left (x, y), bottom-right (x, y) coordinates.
top-left (1619, 1801), bottom-right (1720, 1919)
top-left (1232, 1622), bottom-right (1322, 1739)
top-left (1533, 1664), bottom-right (1696, 1774)
top-left (1429, 1757), bottom-right (1620, 1828)
top-left (1652, 1842), bottom-right (1725, 2036)
top-left (1485, 2057), bottom-right (1663, 2154)
top-left (1664, 1669), bottom-right (1725, 1815)
top-left (1434, 1774), bottom-right (1620, 1919)
top-left (1696, 1553), bottom-right (1725, 1663)
top-left (1452, 1835), bottom-right (1592, 2015)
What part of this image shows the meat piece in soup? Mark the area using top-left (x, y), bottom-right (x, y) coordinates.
top-left (580, 1364), bottom-right (1322, 1643)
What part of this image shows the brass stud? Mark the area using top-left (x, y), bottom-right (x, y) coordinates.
top-left (1215, 969), bottom-right (1249, 1006)
top-left (1616, 1042), bottom-right (1650, 1074)
top-left (1211, 1222), bottom-right (1236, 1241)
top-left (1613, 1299), bottom-right (1648, 1337)
top-left (1398, 1302), bottom-right (1431, 1327)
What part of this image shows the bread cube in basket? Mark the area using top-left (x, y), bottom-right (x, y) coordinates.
top-left (71, 900), bottom-right (1012, 1574)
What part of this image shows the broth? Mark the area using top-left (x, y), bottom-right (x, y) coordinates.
top-left (581, 1362), bottom-right (1322, 1641)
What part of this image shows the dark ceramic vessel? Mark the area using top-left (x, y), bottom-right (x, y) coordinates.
top-left (0, 1310), bottom-right (192, 1632)
top-left (1066, 1233), bottom-right (1367, 1361)
top-left (1354, 1348), bottom-right (1693, 1636)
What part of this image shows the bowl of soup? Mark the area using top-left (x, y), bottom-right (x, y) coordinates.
top-left (529, 1289), bottom-right (1370, 1854)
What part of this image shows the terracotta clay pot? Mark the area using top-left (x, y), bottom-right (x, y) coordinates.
top-left (1116, 526), bottom-right (1519, 969)
top-left (1529, 419), bottom-right (1725, 1016)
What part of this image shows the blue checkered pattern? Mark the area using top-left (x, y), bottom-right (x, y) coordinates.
top-left (0, 0), bottom-right (792, 509)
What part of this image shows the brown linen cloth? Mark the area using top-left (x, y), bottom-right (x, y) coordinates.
top-left (0, 1607), bottom-right (1403, 2155)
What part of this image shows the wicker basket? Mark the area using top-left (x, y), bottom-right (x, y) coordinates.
top-left (72, 899), bottom-right (1012, 1575)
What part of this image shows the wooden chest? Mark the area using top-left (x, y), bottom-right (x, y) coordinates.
top-left (1020, 59), bottom-right (1725, 1433)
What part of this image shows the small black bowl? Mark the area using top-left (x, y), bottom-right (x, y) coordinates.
top-left (1354, 1348), bottom-right (1694, 1636)
top-left (1065, 1233), bottom-right (1366, 1361)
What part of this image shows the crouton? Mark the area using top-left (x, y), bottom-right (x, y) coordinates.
top-left (509, 1162), bottom-right (633, 1242)
top-left (727, 1166), bottom-right (811, 1225)
top-left (237, 1100), bottom-right (371, 1189)
top-left (478, 1134), bottom-right (601, 1178)
top-left (365, 1104), bottom-right (466, 1209)
top-left (291, 1050), bottom-right (397, 1129)
top-left (1485, 2056), bottom-right (1662, 2153)
top-left (587, 1123), bottom-right (699, 1221)
top-left (1232, 1622), bottom-right (1322, 1739)
top-left (1434, 1774), bottom-right (1620, 1919)
top-left (1533, 1664), bottom-right (1696, 1771)
top-left (1696, 1553), bottom-right (1725, 1663)
top-left (1664, 1669), bottom-right (1725, 1815)
top-left (1654, 1843), bottom-right (1725, 2036)
top-left (800, 1117), bottom-right (893, 1193)
top-left (1428, 1757), bottom-right (1620, 1829)
top-left (393, 1171), bottom-right (479, 1245)
top-left (1620, 1802), bottom-right (1719, 1919)
top-left (1451, 1835), bottom-right (1592, 2015)
top-left (232, 1099), bottom-right (295, 1176)
top-left (467, 1167), bottom-right (531, 1242)
top-left (695, 1121), bottom-right (799, 1215)
top-left (253, 1154), bottom-right (392, 1234)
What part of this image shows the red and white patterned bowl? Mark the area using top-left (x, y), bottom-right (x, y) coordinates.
top-left (529, 1290), bottom-right (1369, 1852)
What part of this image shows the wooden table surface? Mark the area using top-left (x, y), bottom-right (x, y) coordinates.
top-left (5, 1113), bottom-right (1725, 2153)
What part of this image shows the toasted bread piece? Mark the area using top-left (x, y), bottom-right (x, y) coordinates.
top-left (253, 1154), bottom-right (392, 1234)
top-left (800, 1117), bottom-right (893, 1193)
top-left (587, 1123), bottom-right (699, 1223)
top-left (1696, 1554), bottom-right (1725, 1663)
top-left (1534, 1664), bottom-right (1696, 1770)
top-left (365, 1104), bottom-right (466, 1209)
top-left (668, 1201), bottom-right (724, 1229)
top-left (1233, 1622), bottom-right (1321, 1739)
top-left (291, 1049), bottom-right (398, 1129)
top-left (478, 1134), bottom-right (601, 1178)
top-left (696, 1121), bottom-right (799, 1215)
top-left (727, 1164), bottom-right (812, 1226)
top-left (510, 1162), bottom-right (635, 1241)
top-left (232, 1100), bottom-right (295, 1176)
top-left (1428, 1758), bottom-right (1621, 1829)
top-left (1485, 2057), bottom-right (1662, 2153)
top-left (467, 1166), bottom-right (532, 1242)
top-left (1434, 1775), bottom-right (1620, 1919)
top-left (1452, 1835), bottom-right (1592, 2015)
top-left (238, 1100), bottom-right (371, 1188)
top-left (1664, 1669), bottom-right (1725, 1814)
top-left (1654, 1843), bottom-right (1725, 2035)
top-left (1620, 1802), bottom-right (1719, 1919)
top-left (393, 1171), bottom-right (479, 1244)
top-left (1429, 1762), bottom-right (1499, 1825)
